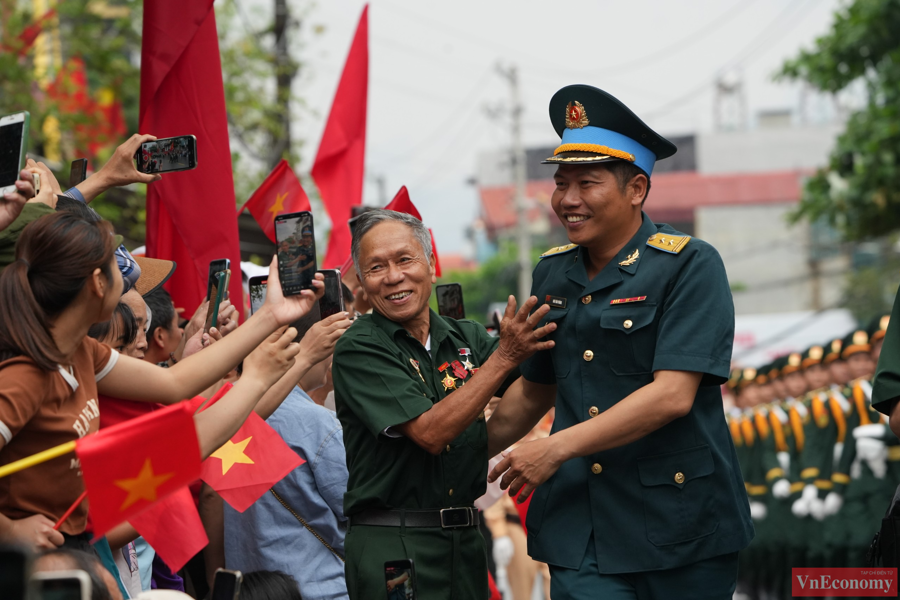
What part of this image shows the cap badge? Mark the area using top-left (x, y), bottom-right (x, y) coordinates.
top-left (565, 101), bottom-right (590, 129)
top-left (809, 346), bottom-right (823, 360)
top-left (853, 330), bottom-right (868, 345)
top-left (788, 353), bottom-right (801, 367)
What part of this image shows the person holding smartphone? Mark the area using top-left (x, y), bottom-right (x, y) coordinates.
top-left (331, 209), bottom-right (555, 600)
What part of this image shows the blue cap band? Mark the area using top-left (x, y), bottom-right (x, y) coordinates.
top-left (558, 126), bottom-right (657, 176)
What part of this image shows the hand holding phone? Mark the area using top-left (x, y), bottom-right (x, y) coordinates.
top-left (0, 111), bottom-right (30, 197)
top-left (68, 158), bottom-right (88, 187)
top-left (317, 269), bottom-right (344, 319)
top-left (275, 211), bottom-right (317, 296)
top-left (204, 270), bottom-right (229, 334)
top-left (134, 135), bottom-right (198, 174)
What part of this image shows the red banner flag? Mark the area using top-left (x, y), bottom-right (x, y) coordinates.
top-left (199, 386), bottom-right (304, 512)
top-left (311, 4), bottom-right (368, 269)
top-left (239, 160), bottom-right (311, 243)
top-left (129, 487), bottom-right (207, 572)
top-left (77, 403), bottom-right (201, 538)
top-left (141, 0), bottom-right (244, 320)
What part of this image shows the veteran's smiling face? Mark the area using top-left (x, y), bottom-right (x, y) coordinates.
top-left (358, 220), bottom-right (436, 326)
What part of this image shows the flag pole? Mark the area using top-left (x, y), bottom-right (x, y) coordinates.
top-left (54, 490), bottom-right (88, 530)
top-left (0, 440), bottom-right (76, 479)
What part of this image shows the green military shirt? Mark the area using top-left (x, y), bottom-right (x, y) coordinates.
top-left (0, 203), bottom-right (54, 274)
top-left (873, 286), bottom-right (900, 415)
top-left (520, 212), bottom-right (753, 573)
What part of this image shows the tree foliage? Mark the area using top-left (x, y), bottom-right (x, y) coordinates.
top-left (779, 0), bottom-right (900, 240)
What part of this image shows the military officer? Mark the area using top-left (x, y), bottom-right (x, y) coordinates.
top-left (486, 85), bottom-right (753, 600)
top-left (332, 210), bottom-right (555, 600)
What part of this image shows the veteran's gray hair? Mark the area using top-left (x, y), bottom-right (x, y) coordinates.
top-left (351, 209), bottom-right (432, 278)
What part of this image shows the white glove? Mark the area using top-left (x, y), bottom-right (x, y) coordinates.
top-left (857, 438), bottom-right (888, 479)
top-left (809, 497), bottom-right (826, 521)
top-left (777, 451), bottom-right (790, 472)
top-left (824, 491), bottom-right (843, 516)
top-left (492, 535), bottom-right (514, 569)
top-left (854, 424), bottom-right (888, 439)
top-left (772, 478), bottom-right (791, 499)
top-left (792, 484), bottom-right (818, 517)
top-left (749, 501), bottom-right (767, 521)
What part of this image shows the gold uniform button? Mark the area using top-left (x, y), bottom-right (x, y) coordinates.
top-left (674, 472), bottom-right (685, 484)
top-left (446, 445), bottom-right (451, 453)
top-left (588, 406), bottom-right (599, 418)
top-left (582, 295), bottom-right (592, 305)
top-left (591, 463), bottom-right (603, 475)
top-left (624, 319), bottom-right (633, 329)
top-left (448, 489), bottom-right (454, 496)
top-left (583, 350), bottom-right (594, 361)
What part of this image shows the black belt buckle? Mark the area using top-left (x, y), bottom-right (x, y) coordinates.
top-left (440, 507), bottom-right (472, 529)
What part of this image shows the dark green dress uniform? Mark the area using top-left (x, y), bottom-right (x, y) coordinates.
top-left (332, 309), bottom-right (500, 600)
top-left (520, 212), bottom-right (754, 596)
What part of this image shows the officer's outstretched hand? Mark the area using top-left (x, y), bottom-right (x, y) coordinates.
top-left (494, 295), bottom-right (556, 369)
top-left (488, 435), bottom-right (565, 504)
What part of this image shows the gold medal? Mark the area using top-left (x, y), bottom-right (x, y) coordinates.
top-left (441, 372), bottom-right (457, 391)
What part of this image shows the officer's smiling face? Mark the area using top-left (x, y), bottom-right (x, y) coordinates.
top-left (358, 220), bottom-right (436, 325)
top-left (551, 164), bottom-right (645, 248)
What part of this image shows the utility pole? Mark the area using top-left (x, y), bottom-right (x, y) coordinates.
top-left (269, 0), bottom-right (297, 171)
top-left (496, 64), bottom-right (532, 302)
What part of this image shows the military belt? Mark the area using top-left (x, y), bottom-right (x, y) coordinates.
top-left (350, 507), bottom-right (480, 529)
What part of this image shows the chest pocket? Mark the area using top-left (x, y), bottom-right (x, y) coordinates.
top-left (538, 307), bottom-right (570, 378)
top-left (599, 304), bottom-right (658, 375)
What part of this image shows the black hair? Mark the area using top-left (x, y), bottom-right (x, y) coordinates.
top-left (239, 570), bottom-right (302, 600)
top-left (87, 301), bottom-right (138, 349)
top-left (604, 161), bottom-right (652, 205)
top-left (55, 195), bottom-right (102, 222)
top-left (37, 548), bottom-right (113, 600)
top-left (341, 282), bottom-right (354, 306)
top-left (145, 287), bottom-right (176, 341)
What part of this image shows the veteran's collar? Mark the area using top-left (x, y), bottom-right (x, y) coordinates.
top-left (372, 308), bottom-right (453, 347)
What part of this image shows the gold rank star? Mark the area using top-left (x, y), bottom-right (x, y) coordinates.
top-left (114, 458), bottom-right (175, 510)
top-left (211, 436), bottom-right (255, 475)
top-left (442, 373), bottom-right (458, 391)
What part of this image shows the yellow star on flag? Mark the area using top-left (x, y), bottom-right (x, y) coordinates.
top-left (268, 192), bottom-right (288, 217)
top-left (114, 458), bottom-right (175, 511)
top-left (211, 436), bottom-right (255, 475)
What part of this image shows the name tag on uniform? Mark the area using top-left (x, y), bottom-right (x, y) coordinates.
top-left (546, 295), bottom-right (567, 309)
top-left (610, 296), bottom-right (647, 305)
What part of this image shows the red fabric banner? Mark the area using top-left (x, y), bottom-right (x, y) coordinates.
top-left (76, 402), bottom-right (201, 538)
top-left (239, 159), bottom-right (311, 243)
top-left (140, 0), bottom-right (244, 319)
top-left (311, 5), bottom-right (368, 268)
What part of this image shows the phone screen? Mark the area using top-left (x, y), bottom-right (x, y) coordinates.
top-left (318, 269), bottom-right (343, 319)
top-left (275, 211), bottom-right (316, 296)
top-left (68, 159), bottom-right (88, 187)
top-left (249, 277), bottom-right (267, 316)
top-left (211, 569), bottom-right (242, 600)
top-left (0, 119), bottom-right (25, 189)
top-left (384, 560), bottom-right (416, 600)
top-left (436, 284), bottom-right (465, 320)
top-left (134, 135), bottom-right (197, 174)
top-left (207, 259), bottom-right (230, 300)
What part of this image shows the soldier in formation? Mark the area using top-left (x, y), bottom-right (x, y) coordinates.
top-left (728, 316), bottom-right (898, 599)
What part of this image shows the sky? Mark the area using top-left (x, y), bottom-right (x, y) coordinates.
top-left (246, 0), bottom-right (846, 254)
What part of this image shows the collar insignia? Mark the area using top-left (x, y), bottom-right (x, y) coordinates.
top-left (618, 248), bottom-right (639, 266)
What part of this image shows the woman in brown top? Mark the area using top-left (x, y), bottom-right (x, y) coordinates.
top-left (0, 212), bottom-right (323, 551)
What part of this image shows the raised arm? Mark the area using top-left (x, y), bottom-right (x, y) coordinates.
top-left (74, 134), bottom-right (161, 202)
top-left (395, 296), bottom-right (555, 455)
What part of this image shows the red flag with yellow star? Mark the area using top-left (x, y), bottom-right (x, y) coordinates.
top-left (199, 395), bottom-right (304, 512)
top-left (239, 159), bottom-right (311, 243)
top-left (76, 402), bottom-right (201, 538)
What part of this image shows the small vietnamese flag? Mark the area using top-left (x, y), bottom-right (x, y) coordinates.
top-left (129, 488), bottom-right (208, 572)
top-left (239, 159), bottom-right (311, 242)
top-left (77, 402), bottom-right (201, 538)
top-left (200, 408), bottom-right (305, 512)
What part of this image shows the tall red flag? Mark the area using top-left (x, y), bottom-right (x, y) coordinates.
top-left (140, 1), bottom-right (244, 319)
top-left (77, 403), bottom-right (201, 538)
top-left (239, 160), bottom-right (311, 243)
top-left (312, 5), bottom-right (368, 268)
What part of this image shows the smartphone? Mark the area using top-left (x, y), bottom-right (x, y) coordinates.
top-left (68, 158), bottom-right (88, 187)
top-left (30, 570), bottom-right (91, 600)
top-left (436, 283), bottom-right (465, 320)
top-left (205, 270), bottom-right (229, 333)
top-left (0, 111), bottom-right (30, 196)
top-left (211, 568), bottom-right (242, 600)
top-left (207, 258), bottom-right (230, 301)
top-left (274, 210), bottom-right (316, 296)
top-left (318, 269), bottom-right (344, 319)
top-left (0, 545), bottom-right (30, 600)
top-left (384, 559), bottom-right (416, 600)
top-left (249, 275), bottom-right (267, 315)
top-left (134, 135), bottom-right (198, 174)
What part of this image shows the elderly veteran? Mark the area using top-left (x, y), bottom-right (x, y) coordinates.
top-left (332, 209), bottom-right (555, 600)
top-left (486, 85), bottom-right (753, 600)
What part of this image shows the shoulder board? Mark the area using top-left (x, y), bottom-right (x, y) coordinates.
top-left (539, 243), bottom-right (578, 258)
top-left (646, 233), bottom-right (690, 254)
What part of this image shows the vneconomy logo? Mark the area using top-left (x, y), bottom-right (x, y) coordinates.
top-left (792, 568), bottom-right (897, 597)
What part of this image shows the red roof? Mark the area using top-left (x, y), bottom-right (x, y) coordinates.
top-left (479, 170), bottom-right (809, 231)
top-left (439, 253), bottom-right (477, 272)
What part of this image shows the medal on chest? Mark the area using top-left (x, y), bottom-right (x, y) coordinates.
top-left (438, 361), bottom-right (467, 391)
top-left (459, 348), bottom-right (475, 371)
